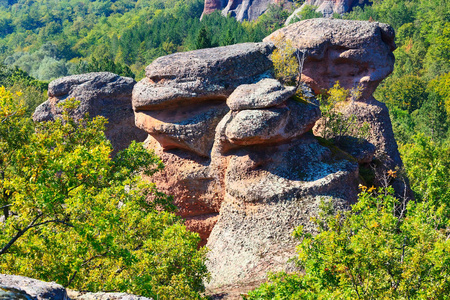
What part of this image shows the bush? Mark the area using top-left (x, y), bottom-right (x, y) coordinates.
top-left (246, 186), bottom-right (450, 299)
top-left (0, 90), bottom-right (208, 299)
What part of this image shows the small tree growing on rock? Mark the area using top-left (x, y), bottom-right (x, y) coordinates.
top-left (318, 82), bottom-right (370, 144)
top-left (246, 184), bottom-right (450, 299)
top-left (271, 35), bottom-right (301, 86)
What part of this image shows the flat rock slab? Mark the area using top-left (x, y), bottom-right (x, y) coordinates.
top-left (0, 274), bottom-right (68, 300)
top-left (133, 43), bottom-right (274, 110)
top-left (227, 78), bottom-right (296, 111)
top-left (68, 290), bottom-right (153, 300)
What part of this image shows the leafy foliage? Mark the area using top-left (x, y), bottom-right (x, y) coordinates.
top-left (0, 90), bottom-right (208, 299)
top-left (271, 35), bottom-right (299, 85)
top-left (318, 82), bottom-right (369, 143)
top-left (246, 187), bottom-right (450, 299)
top-left (400, 134), bottom-right (450, 205)
top-left (0, 64), bottom-right (47, 115)
top-left (76, 56), bottom-right (135, 79)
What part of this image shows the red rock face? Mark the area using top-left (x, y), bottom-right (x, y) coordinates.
top-left (201, 0), bottom-right (284, 21)
top-left (306, 0), bottom-right (356, 14)
top-left (202, 0), bottom-right (224, 15)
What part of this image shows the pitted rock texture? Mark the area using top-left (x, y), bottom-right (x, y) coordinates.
top-left (132, 19), bottom-right (406, 289)
top-left (265, 19), bottom-right (408, 196)
top-left (264, 18), bottom-right (396, 99)
top-left (33, 72), bottom-right (147, 151)
top-left (0, 274), bottom-right (68, 300)
top-left (201, 0), bottom-right (286, 21)
top-left (285, 0), bottom-right (368, 24)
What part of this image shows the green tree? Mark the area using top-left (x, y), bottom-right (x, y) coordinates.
top-left (76, 56), bottom-right (135, 79)
top-left (271, 35), bottom-right (299, 85)
top-left (378, 75), bottom-right (428, 113)
top-left (0, 89), bottom-right (207, 299)
top-left (415, 92), bottom-right (448, 141)
top-left (195, 26), bottom-right (212, 49)
top-left (400, 134), bottom-right (450, 205)
top-left (318, 82), bottom-right (369, 143)
top-left (247, 186), bottom-right (450, 299)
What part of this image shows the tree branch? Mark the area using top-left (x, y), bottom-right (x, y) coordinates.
top-left (0, 213), bottom-right (73, 255)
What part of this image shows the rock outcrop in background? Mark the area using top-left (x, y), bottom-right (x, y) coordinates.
top-left (201, 0), bottom-right (286, 21)
top-left (32, 18), bottom-right (405, 292)
top-left (285, 0), bottom-right (369, 24)
top-left (33, 72), bottom-right (147, 152)
top-left (201, 0), bottom-right (366, 23)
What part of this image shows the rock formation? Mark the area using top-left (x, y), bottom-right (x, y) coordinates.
top-left (0, 274), bottom-right (68, 300)
top-left (33, 72), bottom-right (147, 152)
top-left (285, 0), bottom-right (369, 25)
top-left (0, 274), bottom-right (152, 300)
top-left (133, 18), bottom-right (403, 288)
top-left (264, 18), bottom-right (408, 196)
top-left (201, 0), bottom-right (286, 22)
top-left (31, 18), bottom-right (404, 291)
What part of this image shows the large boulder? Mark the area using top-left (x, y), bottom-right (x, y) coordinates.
top-left (33, 72), bottom-right (147, 152)
top-left (0, 274), bottom-right (68, 300)
top-left (133, 43), bottom-right (274, 111)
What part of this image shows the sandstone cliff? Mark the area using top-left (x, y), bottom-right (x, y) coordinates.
top-left (285, 0), bottom-right (363, 24)
top-left (201, 0), bottom-right (363, 23)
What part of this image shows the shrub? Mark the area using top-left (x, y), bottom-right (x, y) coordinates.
top-left (0, 89), bottom-right (208, 299)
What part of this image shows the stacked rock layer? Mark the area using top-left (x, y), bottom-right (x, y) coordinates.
top-left (131, 19), bottom-right (397, 286)
top-left (34, 19), bottom-right (404, 289)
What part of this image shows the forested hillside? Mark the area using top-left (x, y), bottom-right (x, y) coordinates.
top-left (0, 0), bottom-right (288, 80)
top-left (1, 0), bottom-right (450, 298)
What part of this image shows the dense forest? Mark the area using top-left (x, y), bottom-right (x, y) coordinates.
top-left (0, 0), bottom-right (289, 80)
top-left (1, 0), bottom-right (450, 298)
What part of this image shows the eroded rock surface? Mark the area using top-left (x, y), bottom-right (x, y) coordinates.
top-left (201, 0), bottom-right (286, 21)
top-left (0, 274), bottom-right (68, 300)
top-left (265, 19), bottom-right (408, 196)
top-left (132, 19), bottom-right (405, 288)
top-left (33, 72), bottom-right (147, 151)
